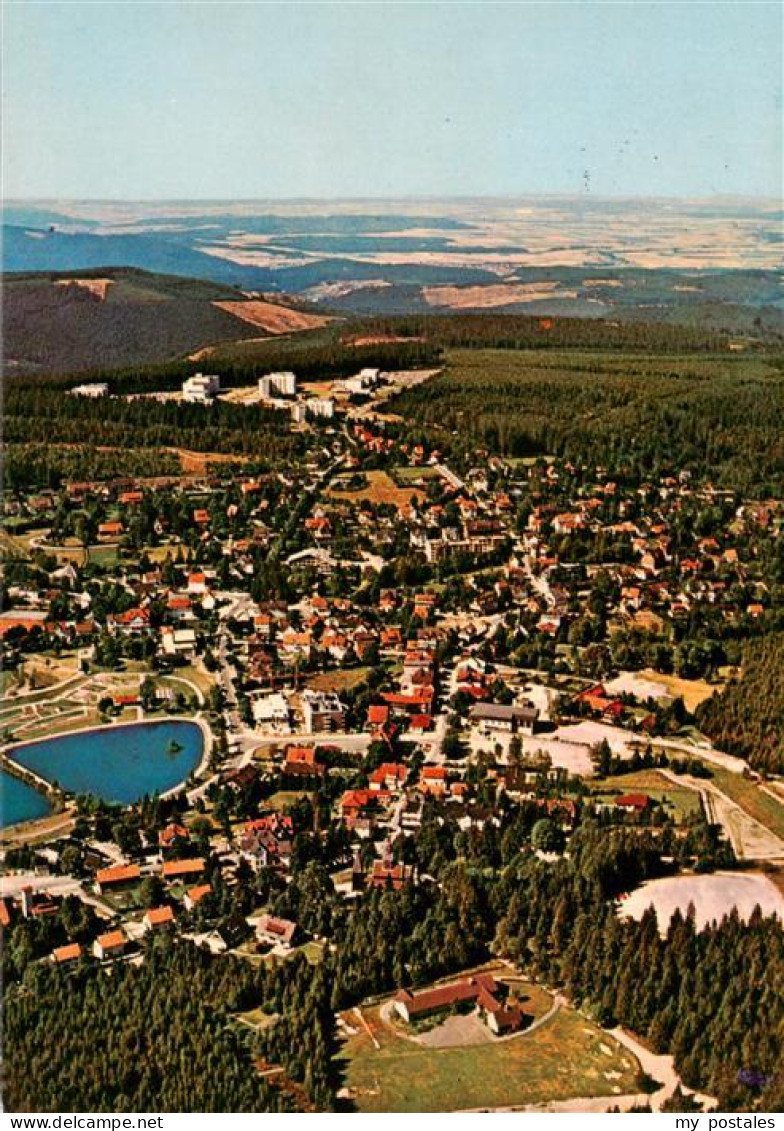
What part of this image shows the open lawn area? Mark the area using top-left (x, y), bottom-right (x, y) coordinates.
top-left (233, 1006), bottom-right (278, 1032)
top-left (708, 767), bottom-right (784, 842)
top-left (0, 670), bottom-right (19, 696)
top-left (590, 770), bottom-right (703, 824)
top-left (339, 998), bottom-right (640, 1112)
top-left (328, 470), bottom-right (423, 513)
top-left (266, 790), bottom-right (315, 811)
top-left (639, 670), bottom-right (719, 712)
top-left (390, 465), bottom-right (440, 486)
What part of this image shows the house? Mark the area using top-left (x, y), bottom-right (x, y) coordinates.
top-left (368, 859), bottom-right (413, 890)
top-left (184, 884), bottom-right (212, 911)
top-left (339, 788), bottom-right (389, 832)
top-left (95, 864), bottom-right (141, 894)
top-left (369, 763), bottom-right (407, 791)
top-left (469, 703), bottom-right (539, 735)
top-left (252, 692), bottom-right (291, 733)
top-left (158, 823), bottom-right (190, 851)
top-left (143, 906), bottom-right (176, 932)
top-left (93, 929), bottom-right (127, 960)
top-left (302, 690), bottom-right (346, 733)
top-left (161, 627), bottom-right (197, 657)
top-left (367, 704), bottom-right (391, 734)
top-left (187, 572), bottom-right (208, 595)
top-left (614, 793), bottom-right (653, 815)
top-left (283, 745), bottom-right (325, 777)
top-left (394, 973), bottom-right (496, 1020)
top-left (108, 607), bottom-right (150, 634)
top-left (97, 521), bottom-right (124, 541)
top-left (20, 887), bottom-right (59, 918)
top-left (256, 913), bottom-right (298, 949)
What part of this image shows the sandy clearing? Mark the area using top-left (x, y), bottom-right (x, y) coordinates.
top-left (606, 672), bottom-right (673, 702)
top-left (474, 719), bottom-right (645, 777)
top-left (620, 872), bottom-right (784, 932)
top-left (213, 299), bottom-right (331, 334)
top-left (55, 278), bottom-right (112, 300)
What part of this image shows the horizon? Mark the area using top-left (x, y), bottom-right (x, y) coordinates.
top-left (5, 192), bottom-right (782, 204)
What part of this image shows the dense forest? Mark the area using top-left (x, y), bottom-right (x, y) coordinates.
top-left (2, 939), bottom-right (296, 1112)
top-left (696, 634), bottom-right (784, 774)
top-left (391, 348), bottom-right (784, 494)
top-left (350, 312), bottom-right (736, 353)
top-left (3, 270), bottom-right (269, 374)
top-left (3, 385), bottom-right (308, 468)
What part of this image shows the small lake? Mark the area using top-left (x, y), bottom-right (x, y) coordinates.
top-left (8, 720), bottom-right (204, 812)
top-left (1, 771), bottom-right (53, 828)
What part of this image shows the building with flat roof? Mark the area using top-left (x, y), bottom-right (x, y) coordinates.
top-left (70, 382), bottom-right (108, 398)
top-left (182, 373), bottom-right (220, 403)
top-left (259, 371), bottom-right (297, 399)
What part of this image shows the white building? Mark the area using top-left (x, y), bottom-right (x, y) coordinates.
top-left (306, 398), bottom-right (335, 420)
top-left (259, 371), bottom-right (297, 399)
top-left (182, 373), bottom-right (220, 404)
top-left (70, 382), bottom-right (108, 398)
top-left (302, 689), bottom-right (345, 733)
top-left (160, 627), bottom-right (197, 658)
top-left (343, 368), bottom-right (383, 395)
top-left (252, 692), bottom-right (292, 734)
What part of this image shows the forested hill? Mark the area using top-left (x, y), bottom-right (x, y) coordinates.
top-left (2, 269), bottom-right (329, 374)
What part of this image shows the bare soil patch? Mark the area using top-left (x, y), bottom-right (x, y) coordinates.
top-left (55, 278), bottom-right (112, 301)
top-left (213, 299), bottom-right (331, 334)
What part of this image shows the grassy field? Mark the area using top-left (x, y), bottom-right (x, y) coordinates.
top-left (638, 669), bottom-right (719, 712)
top-left (306, 667), bottom-right (371, 694)
top-left (709, 767), bottom-right (784, 842)
top-left (390, 465), bottom-right (440, 485)
top-left (0, 671), bottom-right (19, 696)
top-left (339, 1000), bottom-right (640, 1112)
top-left (233, 1006), bottom-right (279, 1032)
top-left (590, 769), bottom-right (703, 823)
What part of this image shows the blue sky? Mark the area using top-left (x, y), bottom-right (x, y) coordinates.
top-left (3, 1), bottom-right (781, 199)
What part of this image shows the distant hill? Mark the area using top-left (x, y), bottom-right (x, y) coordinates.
top-left (2, 268), bottom-right (330, 374)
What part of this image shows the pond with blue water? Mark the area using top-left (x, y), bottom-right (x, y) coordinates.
top-left (2, 720), bottom-right (204, 827)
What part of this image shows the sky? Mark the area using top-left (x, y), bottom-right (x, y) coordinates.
top-left (2, 0), bottom-right (782, 200)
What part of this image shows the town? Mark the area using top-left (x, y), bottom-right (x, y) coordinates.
top-left (2, 350), bottom-right (783, 1113)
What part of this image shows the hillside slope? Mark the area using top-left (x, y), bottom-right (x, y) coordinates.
top-left (3, 269), bottom-right (328, 374)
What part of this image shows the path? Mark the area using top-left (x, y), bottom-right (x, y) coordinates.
top-left (609, 1027), bottom-right (715, 1112)
top-left (661, 770), bottom-right (784, 862)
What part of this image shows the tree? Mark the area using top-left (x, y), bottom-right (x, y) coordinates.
top-left (531, 818), bottom-right (565, 853)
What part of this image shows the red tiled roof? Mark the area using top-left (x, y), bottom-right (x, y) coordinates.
top-left (53, 942), bottom-right (82, 963)
top-left (185, 884), bottom-right (212, 905)
top-left (97, 929), bottom-right (127, 951)
top-left (615, 793), bottom-right (652, 810)
top-left (396, 974), bottom-right (498, 1017)
top-left (96, 864), bottom-right (141, 886)
top-left (144, 905), bottom-right (175, 926)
